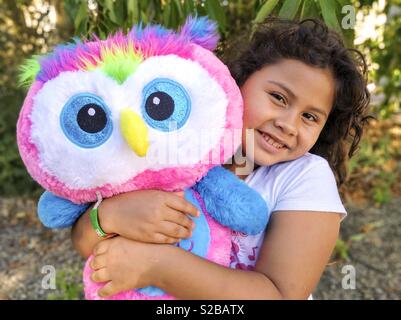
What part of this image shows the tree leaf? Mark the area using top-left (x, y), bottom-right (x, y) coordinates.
top-left (103, 0), bottom-right (120, 25)
top-left (183, 0), bottom-right (195, 16)
top-left (300, 0), bottom-right (320, 19)
top-left (278, 0), bottom-right (302, 19)
top-left (254, 0), bottom-right (279, 24)
top-left (162, 3), bottom-right (171, 28)
top-left (337, 0), bottom-right (351, 7)
top-left (170, 0), bottom-right (180, 29)
top-left (64, 0), bottom-right (82, 25)
top-left (114, 0), bottom-right (126, 25)
top-left (140, 10), bottom-right (148, 25)
top-left (173, 0), bottom-right (184, 18)
top-left (318, 0), bottom-right (342, 33)
top-left (205, 0), bottom-right (227, 33)
top-left (141, 0), bottom-right (158, 23)
top-left (74, 0), bottom-right (88, 35)
top-left (127, 0), bottom-right (139, 25)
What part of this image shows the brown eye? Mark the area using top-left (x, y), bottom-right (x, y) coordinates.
top-left (270, 92), bottom-right (287, 105)
top-left (303, 112), bottom-right (317, 122)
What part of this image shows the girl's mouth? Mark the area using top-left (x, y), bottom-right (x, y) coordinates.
top-left (257, 130), bottom-right (288, 150)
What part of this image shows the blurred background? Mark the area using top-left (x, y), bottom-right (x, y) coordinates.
top-left (0, 0), bottom-right (400, 299)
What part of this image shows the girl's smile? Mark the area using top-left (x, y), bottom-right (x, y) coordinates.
top-left (256, 130), bottom-right (288, 153)
top-left (240, 59), bottom-right (335, 167)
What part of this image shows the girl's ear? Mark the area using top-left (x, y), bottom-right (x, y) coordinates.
top-left (179, 16), bottom-right (220, 51)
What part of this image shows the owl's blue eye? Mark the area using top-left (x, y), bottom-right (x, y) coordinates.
top-left (141, 78), bottom-right (191, 131)
top-left (60, 93), bottom-right (113, 148)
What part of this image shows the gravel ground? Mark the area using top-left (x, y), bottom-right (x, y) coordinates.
top-left (0, 197), bottom-right (85, 300)
top-left (0, 196), bottom-right (400, 300)
top-left (314, 198), bottom-right (401, 300)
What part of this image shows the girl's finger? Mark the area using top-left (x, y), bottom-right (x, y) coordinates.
top-left (159, 221), bottom-right (192, 239)
top-left (166, 194), bottom-right (199, 217)
top-left (90, 268), bottom-right (110, 283)
top-left (98, 281), bottom-right (119, 298)
top-left (152, 232), bottom-right (181, 244)
top-left (164, 208), bottom-right (195, 230)
top-left (90, 254), bottom-right (107, 270)
top-left (173, 191), bottom-right (185, 198)
top-left (93, 240), bottom-right (109, 256)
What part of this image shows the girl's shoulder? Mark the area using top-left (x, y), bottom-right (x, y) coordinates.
top-left (247, 153), bottom-right (331, 186)
top-left (245, 153), bottom-right (346, 217)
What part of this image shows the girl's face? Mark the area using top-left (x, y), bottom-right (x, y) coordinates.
top-left (241, 59), bottom-right (335, 166)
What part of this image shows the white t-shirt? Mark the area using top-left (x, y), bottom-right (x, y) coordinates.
top-left (230, 152), bottom-right (347, 271)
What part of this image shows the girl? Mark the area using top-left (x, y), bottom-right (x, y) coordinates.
top-left (71, 18), bottom-right (370, 299)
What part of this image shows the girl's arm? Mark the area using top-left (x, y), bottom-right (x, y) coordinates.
top-left (71, 202), bottom-right (102, 258)
top-left (91, 211), bottom-right (340, 299)
top-left (71, 190), bottom-right (199, 258)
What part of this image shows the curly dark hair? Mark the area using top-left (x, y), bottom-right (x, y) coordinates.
top-left (224, 18), bottom-right (371, 186)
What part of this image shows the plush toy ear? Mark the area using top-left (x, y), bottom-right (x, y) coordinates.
top-left (179, 16), bottom-right (220, 51)
top-left (18, 56), bottom-right (41, 87)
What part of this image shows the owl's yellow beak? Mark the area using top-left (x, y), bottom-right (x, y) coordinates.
top-left (120, 109), bottom-right (149, 157)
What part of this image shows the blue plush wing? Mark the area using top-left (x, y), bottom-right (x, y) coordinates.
top-left (193, 166), bottom-right (270, 235)
top-left (37, 191), bottom-right (90, 228)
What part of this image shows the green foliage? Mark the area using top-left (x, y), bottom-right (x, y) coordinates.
top-left (0, 88), bottom-right (42, 197)
top-left (65, 0), bottom-right (224, 37)
top-left (332, 231), bottom-right (373, 261)
top-left (347, 122), bottom-right (401, 206)
top-left (63, 0), bottom-right (355, 45)
top-left (254, 0), bottom-right (280, 23)
top-left (349, 135), bottom-right (392, 174)
top-left (46, 268), bottom-right (84, 300)
top-left (332, 219), bottom-right (384, 262)
top-left (318, 0), bottom-right (342, 32)
top-left (333, 238), bottom-right (350, 260)
top-left (279, 0), bottom-right (302, 19)
top-left (356, 0), bottom-right (401, 118)
top-left (372, 171), bottom-right (394, 205)
top-left (0, 0), bottom-right (60, 197)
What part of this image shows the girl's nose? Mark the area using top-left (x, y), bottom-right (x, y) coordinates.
top-left (274, 116), bottom-right (298, 137)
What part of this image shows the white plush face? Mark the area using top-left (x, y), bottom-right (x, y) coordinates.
top-left (30, 55), bottom-right (228, 189)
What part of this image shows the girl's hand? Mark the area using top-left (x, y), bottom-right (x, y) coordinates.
top-left (89, 236), bottom-right (170, 297)
top-left (100, 190), bottom-right (199, 244)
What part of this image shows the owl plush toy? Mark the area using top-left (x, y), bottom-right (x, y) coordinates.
top-left (17, 16), bottom-right (269, 299)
